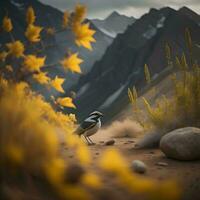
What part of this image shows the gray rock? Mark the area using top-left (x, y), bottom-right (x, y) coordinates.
top-left (160, 127), bottom-right (200, 161)
top-left (131, 160), bottom-right (147, 174)
top-left (105, 139), bottom-right (115, 146)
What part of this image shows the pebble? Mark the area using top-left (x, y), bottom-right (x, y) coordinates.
top-left (131, 160), bottom-right (147, 174)
top-left (127, 140), bottom-right (135, 143)
top-left (65, 164), bottom-right (85, 184)
top-left (156, 162), bottom-right (168, 167)
top-left (105, 139), bottom-right (115, 146)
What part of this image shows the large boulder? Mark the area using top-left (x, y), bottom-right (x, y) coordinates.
top-left (160, 127), bottom-right (200, 161)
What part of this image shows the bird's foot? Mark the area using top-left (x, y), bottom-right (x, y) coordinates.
top-left (88, 142), bottom-right (96, 146)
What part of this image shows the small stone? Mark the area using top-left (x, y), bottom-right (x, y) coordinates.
top-left (149, 151), bottom-right (155, 154)
top-left (156, 162), bottom-right (168, 167)
top-left (65, 164), bottom-right (85, 184)
top-left (127, 140), bottom-right (135, 143)
top-left (131, 160), bottom-right (147, 174)
top-left (105, 139), bottom-right (115, 146)
top-left (99, 141), bottom-right (104, 144)
top-left (95, 152), bottom-right (99, 155)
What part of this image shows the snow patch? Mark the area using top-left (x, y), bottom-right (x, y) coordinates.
top-left (100, 85), bottom-right (126, 109)
top-left (10, 0), bottom-right (24, 10)
top-left (157, 16), bottom-right (166, 28)
top-left (99, 28), bottom-right (117, 38)
top-left (76, 83), bottom-right (90, 98)
top-left (143, 25), bottom-right (157, 39)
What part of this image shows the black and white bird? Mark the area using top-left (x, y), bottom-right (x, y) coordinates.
top-left (75, 111), bottom-right (103, 145)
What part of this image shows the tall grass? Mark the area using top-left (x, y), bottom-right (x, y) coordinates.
top-left (129, 28), bottom-right (200, 132)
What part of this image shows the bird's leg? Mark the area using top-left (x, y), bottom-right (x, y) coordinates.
top-left (84, 136), bottom-right (91, 145)
top-left (88, 137), bottom-right (95, 145)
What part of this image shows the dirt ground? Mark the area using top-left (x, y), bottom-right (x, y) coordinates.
top-left (86, 135), bottom-right (200, 200)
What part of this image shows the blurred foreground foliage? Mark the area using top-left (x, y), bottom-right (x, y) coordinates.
top-left (0, 4), bottom-right (180, 200)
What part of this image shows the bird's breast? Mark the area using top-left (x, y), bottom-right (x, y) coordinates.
top-left (84, 120), bottom-right (101, 137)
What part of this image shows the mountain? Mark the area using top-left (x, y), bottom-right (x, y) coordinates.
top-left (92, 11), bottom-right (136, 38)
top-left (0, 0), bottom-right (113, 92)
top-left (71, 7), bottom-right (200, 122)
top-left (179, 6), bottom-right (200, 25)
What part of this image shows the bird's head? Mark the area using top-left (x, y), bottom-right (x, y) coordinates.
top-left (89, 111), bottom-right (103, 119)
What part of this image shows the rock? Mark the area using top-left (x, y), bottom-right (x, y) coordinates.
top-left (160, 127), bottom-right (200, 161)
top-left (156, 162), bottom-right (168, 166)
top-left (131, 160), bottom-right (147, 174)
top-left (105, 139), bottom-right (115, 146)
top-left (135, 131), bottom-right (165, 149)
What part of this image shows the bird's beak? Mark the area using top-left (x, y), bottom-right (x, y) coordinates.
top-left (100, 112), bottom-right (104, 117)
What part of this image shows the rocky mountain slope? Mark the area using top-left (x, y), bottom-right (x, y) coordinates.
top-left (92, 11), bottom-right (136, 38)
top-left (71, 7), bottom-right (200, 122)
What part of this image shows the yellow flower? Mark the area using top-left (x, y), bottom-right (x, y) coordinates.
top-left (51, 76), bottom-right (65, 93)
top-left (23, 55), bottom-right (46, 72)
top-left (6, 40), bottom-right (25, 58)
top-left (2, 16), bottom-right (13, 32)
top-left (62, 11), bottom-right (69, 29)
top-left (25, 24), bottom-right (42, 43)
top-left (60, 53), bottom-right (83, 73)
top-left (72, 4), bottom-right (87, 25)
top-left (26, 6), bottom-right (36, 25)
top-left (0, 51), bottom-right (8, 62)
top-left (56, 97), bottom-right (76, 108)
top-left (33, 72), bottom-right (50, 84)
top-left (73, 23), bottom-right (96, 50)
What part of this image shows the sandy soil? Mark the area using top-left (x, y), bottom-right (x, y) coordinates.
top-left (86, 135), bottom-right (200, 200)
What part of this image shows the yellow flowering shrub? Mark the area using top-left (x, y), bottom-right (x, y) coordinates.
top-left (23, 54), bottom-right (46, 72)
top-left (25, 24), bottom-right (43, 42)
top-left (61, 52), bottom-right (83, 73)
top-left (6, 40), bottom-right (25, 58)
top-left (73, 23), bottom-right (96, 50)
top-left (2, 16), bottom-right (13, 32)
top-left (26, 6), bottom-right (36, 25)
top-left (51, 76), bottom-right (65, 93)
top-left (62, 11), bottom-right (69, 29)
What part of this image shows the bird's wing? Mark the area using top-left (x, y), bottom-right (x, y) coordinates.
top-left (75, 120), bottom-right (97, 136)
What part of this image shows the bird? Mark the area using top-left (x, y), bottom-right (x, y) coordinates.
top-left (74, 111), bottom-right (103, 145)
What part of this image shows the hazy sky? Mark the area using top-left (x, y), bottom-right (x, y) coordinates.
top-left (40, 0), bottom-right (200, 19)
